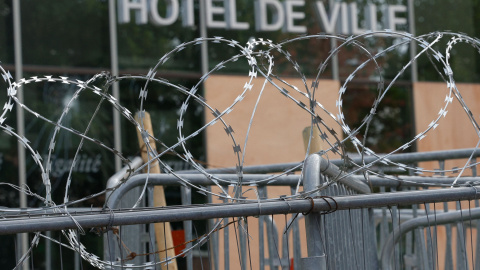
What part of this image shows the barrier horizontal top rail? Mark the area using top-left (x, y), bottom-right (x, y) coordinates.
top-left (105, 173), bottom-right (480, 208)
top-left (1, 175), bottom-right (476, 216)
top-left (0, 207), bottom-right (102, 216)
top-left (177, 148), bottom-right (480, 174)
top-left (2, 186), bottom-right (479, 235)
top-left (106, 154), bottom-right (370, 208)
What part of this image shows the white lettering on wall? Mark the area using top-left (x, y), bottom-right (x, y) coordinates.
top-left (117, 0), bottom-right (408, 35)
top-left (349, 3), bottom-right (365, 35)
top-left (181, 0), bottom-right (194, 27)
top-left (386, 5), bottom-right (407, 31)
top-left (46, 154), bottom-right (102, 178)
top-left (283, 0), bottom-right (306, 33)
top-left (206, 0), bottom-right (227, 28)
top-left (149, 0), bottom-right (179, 26)
top-left (225, 0), bottom-right (250, 30)
top-left (339, 2), bottom-right (348, 34)
top-left (365, 4), bottom-right (378, 32)
top-left (254, 0), bottom-right (284, 32)
top-left (314, 2), bottom-right (340, 34)
top-left (118, 0), bottom-right (148, 24)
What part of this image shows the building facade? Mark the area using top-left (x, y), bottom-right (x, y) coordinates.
top-left (1, 0), bottom-right (480, 268)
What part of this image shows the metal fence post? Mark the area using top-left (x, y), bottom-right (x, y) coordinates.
top-left (181, 185), bottom-right (193, 270)
top-left (103, 157), bottom-right (143, 266)
top-left (301, 154), bottom-right (327, 270)
top-left (291, 186), bottom-right (302, 270)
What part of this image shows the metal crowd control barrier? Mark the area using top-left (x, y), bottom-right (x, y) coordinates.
top-left (371, 149), bottom-right (480, 270)
top-left (301, 153), bottom-right (375, 269)
top-left (103, 153), bottom-right (371, 270)
top-left (2, 148), bottom-right (480, 269)
top-left (100, 148), bottom-right (480, 270)
top-left (2, 180), bottom-right (479, 269)
top-left (1, 180), bottom-right (480, 269)
top-left (381, 207), bottom-right (480, 270)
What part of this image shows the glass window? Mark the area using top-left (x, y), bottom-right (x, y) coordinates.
top-left (414, 0), bottom-right (480, 82)
top-left (19, 72), bottom-right (115, 207)
top-left (117, 4), bottom-right (201, 72)
top-left (0, 0), bottom-right (13, 64)
top-left (21, 0), bottom-right (110, 68)
top-left (16, 71), bottom-right (115, 268)
top-left (342, 84), bottom-right (414, 154)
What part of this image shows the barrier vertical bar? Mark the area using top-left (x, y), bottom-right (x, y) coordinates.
top-left (302, 154), bottom-right (327, 269)
top-left (258, 186), bottom-right (266, 270)
top-left (223, 184), bottom-right (231, 270)
top-left (239, 218), bottom-right (247, 270)
top-left (266, 215), bottom-right (279, 270)
top-left (472, 158), bottom-right (480, 270)
top-left (45, 231), bottom-right (51, 270)
top-left (181, 185), bottom-right (193, 270)
top-left (405, 188), bottom-right (414, 270)
top-left (291, 186), bottom-right (302, 270)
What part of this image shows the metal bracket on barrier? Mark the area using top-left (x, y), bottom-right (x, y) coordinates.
top-left (301, 255), bottom-right (327, 270)
top-left (473, 185), bottom-right (480, 199)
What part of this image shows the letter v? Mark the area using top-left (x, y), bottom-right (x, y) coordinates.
top-left (315, 2), bottom-right (340, 34)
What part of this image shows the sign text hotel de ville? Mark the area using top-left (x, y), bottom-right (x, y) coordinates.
top-left (117, 0), bottom-right (408, 35)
